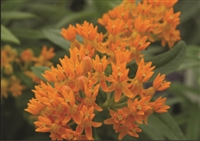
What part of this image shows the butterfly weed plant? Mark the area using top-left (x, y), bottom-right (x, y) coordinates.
top-left (2, 0), bottom-right (198, 140)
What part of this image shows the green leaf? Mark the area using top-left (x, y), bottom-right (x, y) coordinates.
top-left (128, 41), bottom-right (187, 81)
top-left (178, 1), bottom-right (200, 23)
top-left (1, 11), bottom-right (38, 20)
top-left (147, 112), bottom-right (187, 140)
top-left (186, 104), bottom-right (200, 140)
top-left (186, 45), bottom-right (200, 60)
top-left (1, 0), bottom-right (29, 11)
top-left (145, 40), bottom-right (187, 82)
top-left (15, 72), bottom-right (34, 89)
top-left (55, 11), bottom-right (94, 28)
top-left (31, 66), bottom-right (50, 82)
top-left (10, 28), bottom-right (45, 39)
top-left (1, 24), bottom-right (20, 44)
top-left (169, 82), bottom-right (200, 104)
top-left (92, 0), bottom-right (115, 16)
top-left (43, 29), bottom-right (70, 51)
top-left (177, 58), bottom-right (199, 71)
top-left (139, 123), bottom-right (165, 140)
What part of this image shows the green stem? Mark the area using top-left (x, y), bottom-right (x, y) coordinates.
top-left (101, 92), bottom-right (112, 109)
top-left (111, 101), bottom-right (127, 108)
top-left (119, 95), bottom-right (127, 103)
top-left (68, 121), bottom-right (75, 126)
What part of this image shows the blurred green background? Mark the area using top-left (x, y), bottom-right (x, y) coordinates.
top-left (1, 0), bottom-right (200, 140)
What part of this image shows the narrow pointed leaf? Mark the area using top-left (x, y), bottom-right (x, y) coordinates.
top-left (145, 41), bottom-right (186, 82)
top-left (31, 66), bottom-right (50, 82)
top-left (139, 124), bottom-right (165, 140)
top-left (55, 11), bottom-right (93, 28)
top-left (1, 24), bottom-right (20, 44)
top-left (186, 104), bottom-right (200, 140)
top-left (128, 41), bottom-right (186, 81)
top-left (1, 11), bottom-right (38, 20)
top-left (43, 29), bottom-right (70, 51)
top-left (148, 113), bottom-right (187, 140)
top-left (15, 72), bottom-right (34, 89)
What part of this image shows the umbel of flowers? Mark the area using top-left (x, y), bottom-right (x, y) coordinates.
top-left (25, 0), bottom-right (180, 140)
top-left (1, 45), bottom-right (55, 98)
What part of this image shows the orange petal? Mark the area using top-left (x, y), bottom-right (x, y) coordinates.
top-left (94, 103), bottom-right (103, 111)
top-left (118, 131), bottom-right (127, 140)
top-left (104, 118), bottom-right (114, 124)
top-left (114, 87), bottom-right (122, 102)
top-left (91, 121), bottom-right (102, 127)
top-left (100, 79), bottom-right (108, 92)
top-left (85, 126), bottom-right (92, 140)
top-left (35, 127), bottom-right (51, 132)
top-left (122, 85), bottom-right (134, 98)
top-left (72, 112), bottom-right (81, 124)
top-left (76, 125), bottom-right (84, 134)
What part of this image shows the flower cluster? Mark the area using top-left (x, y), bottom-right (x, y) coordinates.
top-left (98, 0), bottom-right (181, 48)
top-left (1, 45), bottom-right (55, 98)
top-left (25, 0), bottom-right (180, 140)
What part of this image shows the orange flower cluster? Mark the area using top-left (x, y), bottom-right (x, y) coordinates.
top-left (98, 0), bottom-right (181, 48)
top-left (25, 0), bottom-right (179, 140)
top-left (1, 45), bottom-right (55, 98)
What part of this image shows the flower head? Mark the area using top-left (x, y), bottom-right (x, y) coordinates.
top-left (33, 46), bottom-right (55, 67)
top-left (20, 48), bottom-right (34, 63)
top-left (61, 25), bottom-right (77, 41)
top-left (76, 105), bottom-right (102, 140)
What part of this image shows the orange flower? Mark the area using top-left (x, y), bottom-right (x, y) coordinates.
top-left (140, 87), bottom-right (156, 98)
top-left (106, 19), bottom-right (125, 35)
top-left (97, 13), bottom-right (110, 26)
top-left (82, 56), bottom-right (93, 73)
top-left (117, 123), bottom-right (142, 140)
top-left (134, 17), bottom-right (153, 33)
top-left (34, 116), bottom-right (66, 140)
top-left (159, 8), bottom-right (181, 48)
top-left (76, 105), bottom-right (102, 140)
top-left (3, 63), bottom-right (13, 75)
top-left (128, 78), bottom-right (143, 98)
top-left (33, 46), bottom-right (55, 67)
top-left (25, 98), bottom-right (45, 115)
top-left (153, 73), bottom-right (171, 91)
top-left (1, 78), bottom-right (9, 98)
top-left (9, 76), bottom-right (26, 97)
top-left (127, 96), bottom-right (152, 124)
top-left (108, 6), bottom-right (130, 21)
top-left (81, 82), bottom-right (102, 111)
top-left (90, 55), bottom-right (108, 91)
top-left (75, 21), bottom-right (99, 41)
top-left (114, 49), bottom-right (131, 64)
top-left (106, 61), bottom-right (134, 102)
top-left (130, 35), bottom-right (151, 51)
top-left (104, 39), bottom-right (127, 57)
top-left (129, 35), bottom-right (151, 63)
top-left (104, 109), bottom-right (130, 130)
top-left (137, 1), bottom-right (152, 15)
top-left (61, 24), bottom-right (76, 41)
top-left (1, 45), bottom-right (18, 67)
top-left (150, 96), bottom-right (170, 113)
top-left (61, 128), bottom-right (81, 140)
top-left (136, 58), bottom-right (155, 82)
top-left (20, 48), bottom-right (34, 63)
top-left (59, 85), bottom-right (82, 124)
top-left (164, 8), bottom-right (180, 26)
